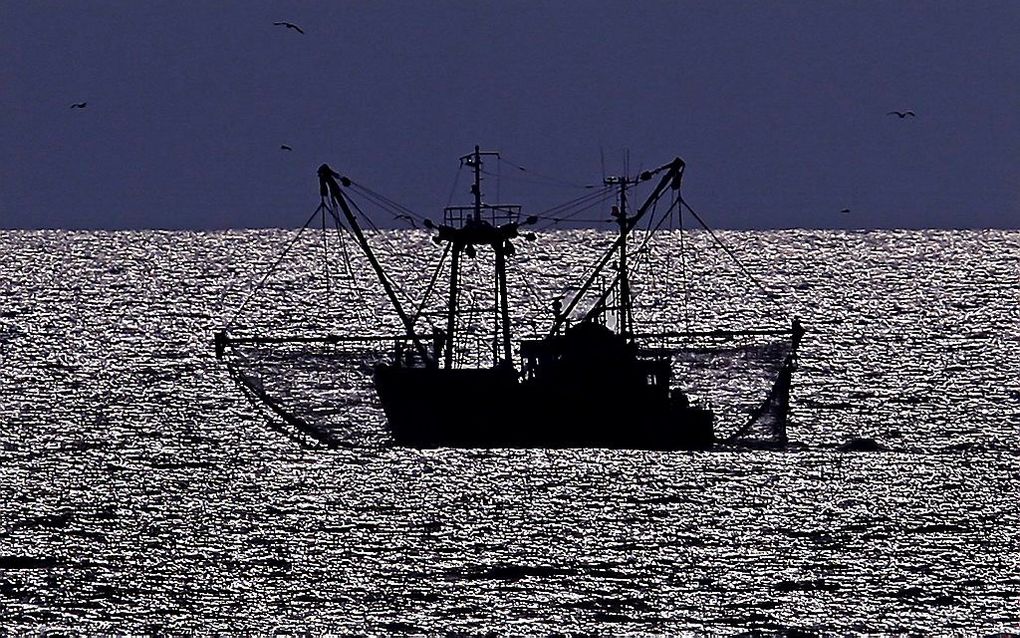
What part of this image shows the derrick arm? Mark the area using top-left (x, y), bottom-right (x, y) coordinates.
top-left (548, 158), bottom-right (684, 336)
top-left (318, 164), bottom-right (434, 366)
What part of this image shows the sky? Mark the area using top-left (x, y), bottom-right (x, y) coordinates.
top-left (1, 1), bottom-right (1018, 230)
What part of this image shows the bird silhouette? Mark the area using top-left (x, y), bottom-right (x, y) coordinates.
top-left (840, 208), bottom-right (850, 214)
top-left (280, 144), bottom-right (292, 151)
top-left (273, 21), bottom-right (304, 34)
top-left (393, 214), bottom-right (418, 229)
top-left (70, 102), bottom-right (87, 109)
top-left (887, 111), bottom-right (916, 118)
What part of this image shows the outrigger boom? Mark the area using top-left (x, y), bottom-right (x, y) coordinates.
top-left (317, 164), bottom-right (434, 366)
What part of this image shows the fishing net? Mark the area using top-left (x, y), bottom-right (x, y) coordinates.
top-left (224, 340), bottom-right (391, 448)
top-left (224, 331), bottom-right (799, 449)
top-left (641, 333), bottom-right (799, 446)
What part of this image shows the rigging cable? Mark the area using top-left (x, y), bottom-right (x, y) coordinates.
top-left (480, 168), bottom-right (595, 190)
top-left (454, 255), bottom-right (483, 367)
top-left (675, 189), bottom-right (692, 332)
top-left (320, 207), bottom-right (332, 308)
top-left (533, 187), bottom-right (616, 231)
top-left (329, 209), bottom-right (367, 312)
top-left (341, 192), bottom-right (427, 314)
top-left (412, 242), bottom-right (451, 325)
top-left (679, 194), bottom-right (779, 308)
top-left (225, 205), bottom-right (321, 330)
top-left (446, 164), bottom-right (464, 207)
top-left (349, 182), bottom-right (429, 224)
top-left (508, 250), bottom-right (545, 316)
top-left (334, 184), bottom-right (457, 333)
top-left (548, 183), bottom-right (614, 210)
top-left (532, 184), bottom-right (613, 218)
top-left (331, 182), bottom-right (453, 330)
top-left (587, 195), bottom-right (682, 321)
top-left (325, 195), bottom-right (433, 334)
top-left (496, 156), bottom-right (596, 190)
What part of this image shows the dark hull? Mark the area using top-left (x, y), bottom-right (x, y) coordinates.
top-left (374, 364), bottom-right (714, 450)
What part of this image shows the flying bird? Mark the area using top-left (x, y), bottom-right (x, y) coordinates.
top-left (840, 208), bottom-right (850, 214)
top-left (887, 111), bottom-right (916, 118)
top-left (280, 144), bottom-right (292, 151)
top-left (70, 102), bottom-right (87, 109)
top-left (273, 21), bottom-right (304, 34)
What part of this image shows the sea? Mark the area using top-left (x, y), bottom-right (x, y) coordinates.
top-left (0, 228), bottom-right (1017, 636)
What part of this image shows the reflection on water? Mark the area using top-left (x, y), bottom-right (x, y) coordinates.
top-left (0, 229), bottom-right (1017, 634)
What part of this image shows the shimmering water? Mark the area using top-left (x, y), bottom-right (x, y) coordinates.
top-left (0, 229), bottom-right (1017, 635)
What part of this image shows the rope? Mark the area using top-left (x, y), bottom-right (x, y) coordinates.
top-left (675, 191), bottom-right (692, 332)
top-left (226, 360), bottom-right (325, 449)
top-left (330, 209), bottom-right (362, 296)
top-left (224, 205), bottom-right (321, 330)
top-left (546, 184), bottom-right (614, 212)
top-left (509, 250), bottom-right (545, 313)
top-left (320, 207), bottom-right (331, 306)
top-left (328, 207), bottom-right (373, 326)
top-left (645, 195), bottom-right (657, 232)
top-left (481, 168), bottom-right (595, 190)
top-left (446, 165), bottom-right (464, 207)
top-left (533, 187), bottom-right (615, 231)
top-left (349, 182), bottom-right (429, 223)
top-left (412, 242), bottom-right (450, 324)
top-left (342, 192), bottom-right (422, 312)
top-left (585, 196), bottom-right (681, 323)
top-left (679, 194), bottom-right (778, 304)
top-left (496, 156), bottom-right (596, 190)
top-left (453, 257), bottom-right (479, 367)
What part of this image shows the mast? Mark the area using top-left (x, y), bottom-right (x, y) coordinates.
top-left (430, 146), bottom-right (524, 369)
top-left (469, 144), bottom-right (499, 365)
top-left (444, 243), bottom-right (461, 369)
top-left (606, 174), bottom-right (639, 337)
top-left (495, 241), bottom-right (512, 364)
top-left (471, 145), bottom-right (482, 223)
top-left (462, 145), bottom-right (502, 366)
top-left (620, 180), bottom-right (629, 336)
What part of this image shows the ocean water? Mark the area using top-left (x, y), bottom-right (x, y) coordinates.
top-left (0, 228), bottom-right (1017, 635)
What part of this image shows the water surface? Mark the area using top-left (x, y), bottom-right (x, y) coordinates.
top-left (0, 229), bottom-right (1017, 635)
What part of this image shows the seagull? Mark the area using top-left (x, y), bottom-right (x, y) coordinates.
top-left (887, 111), bottom-right (916, 118)
top-left (393, 214), bottom-right (418, 229)
top-left (70, 102), bottom-right (87, 109)
top-left (273, 21), bottom-right (304, 34)
top-left (280, 144), bottom-right (292, 151)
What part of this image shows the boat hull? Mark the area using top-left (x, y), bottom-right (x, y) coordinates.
top-left (374, 364), bottom-right (714, 450)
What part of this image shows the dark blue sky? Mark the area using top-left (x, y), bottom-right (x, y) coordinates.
top-left (2, 1), bottom-right (1018, 229)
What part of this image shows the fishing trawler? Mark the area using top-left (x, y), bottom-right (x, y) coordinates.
top-left (215, 147), bottom-right (803, 449)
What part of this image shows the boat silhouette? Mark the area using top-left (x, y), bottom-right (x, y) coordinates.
top-left (216, 146), bottom-right (803, 449)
